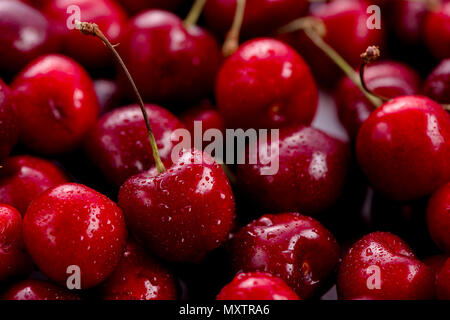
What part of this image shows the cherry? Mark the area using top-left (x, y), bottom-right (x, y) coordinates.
top-left (118, 149), bottom-right (235, 263)
top-left (437, 258), bottom-right (450, 299)
top-left (2, 280), bottom-right (80, 300)
top-left (230, 212), bottom-right (340, 299)
top-left (43, 0), bottom-right (128, 70)
top-left (427, 182), bottom-right (450, 254)
top-left (0, 78), bottom-right (18, 162)
top-left (237, 125), bottom-right (350, 215)
top-left (0, 204), bottom-right (32, 283)
top-left (119, 9), bottom-right (221, 104)
top-left (85, 104), bottom-right (185, 187)
top-left (424, 254), bottom-right (448, 298)
top-left (0, 155), bottom-right (68, 215)
top-left (216, 38), bottom-right (318, 129)
top-left (337, 232), bottom-right (435, 300)
top-left (23, 183), bottom-right (127, 289)
top-left (94, 78), bottom-right (121, 116)
top-left (335, 60), bottom-right (422, 140)
top-left (424, 1), bottom-right (450, 60)
top-left (356, 95), bottom-right (450, 201)
top-left (180, 100), bottom-right (226, 136)
top-left (216, 272), bottom-right (300, 300)
top-left (116, 0), bottom-right (185, 15)
top-left (11, 54), bottom-right (99, 155)
top-left (422, 58), bottom-right (450, 104)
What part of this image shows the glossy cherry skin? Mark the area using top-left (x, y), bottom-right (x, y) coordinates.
top-left (0, 155), bottom-right (68, 215)
top-left (94, 79), bottom-right (121, 116)
top-left (424, 2), bottom-right (450, 60)
top-left (356, 96), bottom-right (450, 201)
top-left (427, 183), bottom-right (450, 254)
top-left (217, 272), bottom-right (300, 300)
top-left (422, 58), bottom-right (450, 104)
top-left (230, 212), bottom-right (340, 299)
top-left (180, 100), bottom-right (226, 136)
top-left (85, 104), bottom-right (185, 187)
top-left (337, 232), bottom-right (435, 300)
top-left (437, 258), bottom-right (450, 299)
top-left (23, 183), bottom-right (127, 289)
top-left (116, 0), bottom-right (185, 15)
top-left (12, 54), bottom-right (99, 155)
top-left (118, 149), bottom-right (236, 263)
top-left (119, 10), bottom-right (221, 104)
top-left (2, 280), bottom-right (80, 300)
top-left (335, 61), bottom-right (422, 140)
top-left (237, 126), bottom-right (350, 215)
top-left (204, 0), bottom-right (308, 38)
top-left (99, 240), bottom-right (177, 300)
top-left (0, 1), bottom-right (58, 76)
top-left (44, 0), bottom-right (128, 70)
top-left (0, 78), bottom-right (18, 162)
top-left (0, 205), bottom-right (32, 283)
top-left (216, 38), bottom-right (318, 129)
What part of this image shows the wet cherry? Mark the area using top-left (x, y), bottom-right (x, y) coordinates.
top-left (2, 279), bottom-right (80, 300)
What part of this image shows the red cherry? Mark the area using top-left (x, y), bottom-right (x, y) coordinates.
top-left (427, 182), bottom-right (450, 254)
top-left (85, 104), bottom-right (185, 187)
top-left (94, 79), bottom-right (121, 116)
top-left (424, 2), bottom-right (450, 60)
top-left (43, 0), bottom-right (128, 70)
top-left (337, 232), bottom-right (435, 300)
top-left (2, 279), bottom-right (80, 300)
top-left (23, 183), bottom-right (127, 289)
top-left (0, 78), bottom-right (18, 162)
top-left (119, 10), bottom-right (221, 104)
top-left (11, 54), bottom-right (99, 155)
top-left (116, 0), bottom-right (185, 15)
top-left (216, 38), bottom-right (318, 129)
top-left (237, 126), bottom-right (350, 215)
top-left (0, 155), bottom-right (68, 215)
top-left (0, 204), bottom-right (32, 283)
top-left (118, 149), bottom-right (235, 263)
top-left (335, 61), bottom-right (422, 140)
top-left (437, 258), bottom-right (450, 299)
top-left (356, 95), bottom-right (450, 201)
top-left (180, 100), bottom-right (226, 136)
top-left (216, 272), bottom-right (300, 300)
top-left (424, 254), bottom-right (448, 298)
top-left (99, 240), bottom-right (177, 300)
top-left (422, 58), bottom-right (450, 104)
top-left (230, 212), bottom-right (340, 299)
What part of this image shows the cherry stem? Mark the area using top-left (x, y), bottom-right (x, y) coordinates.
top-left (444, 104), bottom-right (450, 112)
top-left (359, 46), bottom-right (390, 103)
top-left (221, 163), bottom-right (236, 184)
top-left (76, 21), bottom-right (166, 174)
top-left (184, 0), bottom-right (207, 28)
top-left (223, 0), bottom-right (246, 57)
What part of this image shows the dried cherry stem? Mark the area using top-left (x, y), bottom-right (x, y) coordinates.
top-left (444, 105), bottom-right (450, 112)
top-left (359, 46), bottom-right (390, 103)
top-left (223, 0), bottom-right (246, 57)
top-left (184, 0), bottom-right (207, 28)
top-left (75, 21), bottom-right (166, 173)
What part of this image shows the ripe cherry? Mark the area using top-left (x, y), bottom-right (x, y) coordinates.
top-left (0, 78), bottom-right (18, 162)
top-left (2, 280), bottom-right (80, 300)
top-left (216, 38), bottom-right (318, 129)
top-left (216, 272), bottom-right (300, 300)
top-left (422, 58), bottom-right (450, 104)
top-left (0, 155), bottom-right (68, 215)
top-left (94, 79), bottom-right (121, 116)
top-left (427, 182), bottom-right (450, 254)
top-left (424, 1), bottom-right (450, 60)
top-left (180, 100), bottom-right (226, 136)
top-left (424, 254), bottom-right (448, 298)
top-left (116, 0), bottom-right (185, 15)
top-left (437, 258), bottom-right (450, 299)
top-left (230, 212), bottom-right (340, 299)
top-left (337, 232), bottom-right (435, 300)
top-left (23, 183), bottom-right (128, 289)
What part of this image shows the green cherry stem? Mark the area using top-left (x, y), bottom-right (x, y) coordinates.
top-left (223, 0), bottom-right (246, 57)
top-left (184, 0), bottom-right (207, 28)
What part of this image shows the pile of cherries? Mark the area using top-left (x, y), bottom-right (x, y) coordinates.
top-left (0, 0), bottom-right (450, 301)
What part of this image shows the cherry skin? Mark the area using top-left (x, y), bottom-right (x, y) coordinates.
top-left (356, 95), bottom-right (450, 201)
top-left (203, 0), bottom-right (308, 39)
top-left (230, 212), bottom-right (340, 299)
top-left (422, 58), bottom-right (450, 104)
top-left (119, 10), bottom-right (221, 104)
top-left (424, 254), bottom-right (448, 298)
top-left (0, 155), bottom-right (69, 215)
top-left (12, 54), bottom-right (99, 155)
top-left (94, 79), bottom-right (121, 116)
top-left (236, 125), bottom-right (350, 215)
top-left (2, 280), bottom-right (80, 300)
top-left (43, 0), bottom-right (128, 70)
top-left (216, 38), bottom-right (318, 129)
top-left (116, 0), bottom-right (185, 15)
top-left (23, 183), bottom-right (128, 289)
top-left (0, 78), bottom-right (18, 162)
top-left (0, 204), bottom-right (32, 283)
top-left (437, 258), bottom-right (450, 299)
top-left (216, 272), bottom-right (300, 300)
top-left (118, 149), bottom-right (236, 263)
top-left (335, 61), bottom-right (422, 140)
top-left (98, 240), bottom-right (178, 300)
top-left (427, 182), bottom-right (450, 254)
top-left (180, 100), bottom-right (226, 137)
top-left (337, 232), bottom-right (435, 300)
top-left (85, 104), bottom-right (185, 187)
top-left (424, 2), bottom-right (450, 60)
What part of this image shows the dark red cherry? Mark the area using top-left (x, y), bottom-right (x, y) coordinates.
top-left (116, 0), bottom-right (185, 15)
top-left (337, 232), bottom-right (435, 300)
top-left (99, 240), bottom-right (177, 300)
top-left (94, 79), bottom-right (121, 116)
top-left (335, 61), bottom-right (422, 140)
top-left (85, 104), bottom-right (184, 187)
top-left (0, 78), bottom-right (18, 162)
top-left (422, 58), bottom-right (450, 104)
top-left (424, 2), bottom-right (450, 60)
top-left (2, 280), bottom-right (80, 300)
top-left (0, 155), bottom-right (68, 215)
top-left (356, 96), bottom-right (450, 201)
top-left (237, 125), bottom-right (350, 215)
top-left (23, 183), bottom-right (127, 289)
top-left (427, 182), bottom-right (450, 254)
top-left (216, 272), bottom-right (300, 300)
top-left (437, 258), bottom-right (450, 299)
top-left (119, 10), bottom-right (221, 104)
top-left (118, 149), bottom-right (235, 263)
top-left (216, 38), bottom-right (318, 129)
top-left (180, 100), bottom-right (226, 136)
top-left (44, 0), bottom-right (128, 70)
top-left (424, 254), bottom-right (448, 298)
top-left (12, 54), bottom-right (99, 155)
top-left (230, 212), bottom-right (340, 299)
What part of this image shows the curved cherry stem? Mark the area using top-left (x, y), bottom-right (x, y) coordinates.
top-left (184, 0), bottom-right (207, 28)
top-left (223, 0), bottom-right (246, 57)
top-left (76, 21), bottom-right (166, 174)
top-left (359, 46), bottom-right (390, 103)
